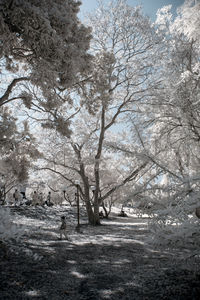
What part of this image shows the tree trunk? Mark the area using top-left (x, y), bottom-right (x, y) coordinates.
top-left (85, 198), bottom-right (95, 224)
top-left (93, 197), bottom-right (100, 225)
top-left (84, 190), bottom-right (100, 225)
top-left (195, 207), bottom-right (200, 219)
top-left (83, 187), bottom-right (100, 225)
top-left (102, 201), bottom-right (109, 218)
top-left (84, 199), bottom-right (100, 225)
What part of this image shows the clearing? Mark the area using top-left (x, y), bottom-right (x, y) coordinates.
top-left (0, 206), bottom-right (200, 299)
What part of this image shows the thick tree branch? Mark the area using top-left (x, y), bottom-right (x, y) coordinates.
top-left (101, 162), bottom-right (148, 201)
top-left (0, 77), bottom-right (30, 107)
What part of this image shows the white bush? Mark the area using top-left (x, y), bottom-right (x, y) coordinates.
top-left (148, 216), bottom-right (200, 248)
top-left (0, 207), bottom-right (25, 241)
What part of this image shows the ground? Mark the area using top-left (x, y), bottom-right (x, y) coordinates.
top-left (0, 205), bottom-right (200, 299)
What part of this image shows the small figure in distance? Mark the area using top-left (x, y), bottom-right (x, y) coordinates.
top-left (118, 209), bottom-right (128, 217)
top-left (99, 211), bottom-right (104, 219)
top-left (44, 191), bottom-right (53, 207)
top-left (45, 191), bottom-right (53, 206)
top-left (59, 216), bottom-right (69, 240)
top-left (32, 190), bottom-right (39, 206)
top-left (47, 191), bottom-right (51, 205)
top-left (13, 189), bottom-right (20, 206)
top-left (38, 192), bottom-right (43, 205)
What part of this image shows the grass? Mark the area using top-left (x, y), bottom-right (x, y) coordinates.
top-left (0, 205), bottom-right (200, 299)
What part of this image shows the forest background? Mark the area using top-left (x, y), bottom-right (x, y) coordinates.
top-left (0, 0), bottom-right (200, 248)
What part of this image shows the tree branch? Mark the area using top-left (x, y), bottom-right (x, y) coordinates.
top-left (0, 77), bottom-right (30, 107)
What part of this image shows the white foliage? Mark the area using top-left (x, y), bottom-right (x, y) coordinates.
top-left (0, 207), bottom-right (25, 241)
top-left (148, 216), bottom-right (200, 249)
top-left (139, 0), bottom-right (200, 251)
top-left (155, 5), bottom-right (172, 27)
top-left (172, 0), bottom-right (200, 45)
top-left (145, 184), bottom-right (200, 248)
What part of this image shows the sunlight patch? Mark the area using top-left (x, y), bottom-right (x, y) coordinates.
top-left (71, 270), bottom-right (87, 279)
top-left (114, 258), bottom-right (131, 264)
top-left (96, 259), bottom-right (110, 264)
top-left (103, 220), bottom-right (148, 227)
top-left (25, 289), bottom-right (41, 296)
top-left (100, 287), bottom-right (125, 298)
top-left (14, 216), bottom-right (46, 227)
top-left (125, 280), bottom-right (141, 287)
top-left (67, 260), bottom-right (77, 264)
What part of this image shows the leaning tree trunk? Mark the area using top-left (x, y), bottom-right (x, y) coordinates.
top-left (102, 201), bottom-right (109, 218)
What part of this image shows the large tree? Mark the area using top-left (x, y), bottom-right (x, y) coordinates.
top-left (37, 0), bottom-right (161, 225)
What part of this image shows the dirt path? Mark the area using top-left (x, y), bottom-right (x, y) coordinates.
top-left (0, 206), bottom-right (200, 299)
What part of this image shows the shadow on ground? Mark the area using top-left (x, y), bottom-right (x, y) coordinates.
top-left (0, 206), bottom-right (200, 299)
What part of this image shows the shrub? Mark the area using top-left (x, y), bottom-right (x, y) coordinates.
top-left (0, 207), bottom-right (24, 241)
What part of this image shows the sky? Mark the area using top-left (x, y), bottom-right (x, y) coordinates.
top-left (79, 0), bottom-right (185, 20)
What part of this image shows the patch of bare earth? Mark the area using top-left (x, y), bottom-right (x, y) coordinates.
top-left (0, 206), bottom-right (200, 299)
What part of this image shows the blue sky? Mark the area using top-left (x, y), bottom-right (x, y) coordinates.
top-left (79, 0), bottom-right (185, 20)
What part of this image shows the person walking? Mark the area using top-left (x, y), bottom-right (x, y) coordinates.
top-left (59, 216), bottom-right (69, 240)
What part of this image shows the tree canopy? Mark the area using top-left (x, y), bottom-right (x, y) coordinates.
top-left (0, 0), bottom-right (92, 94)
